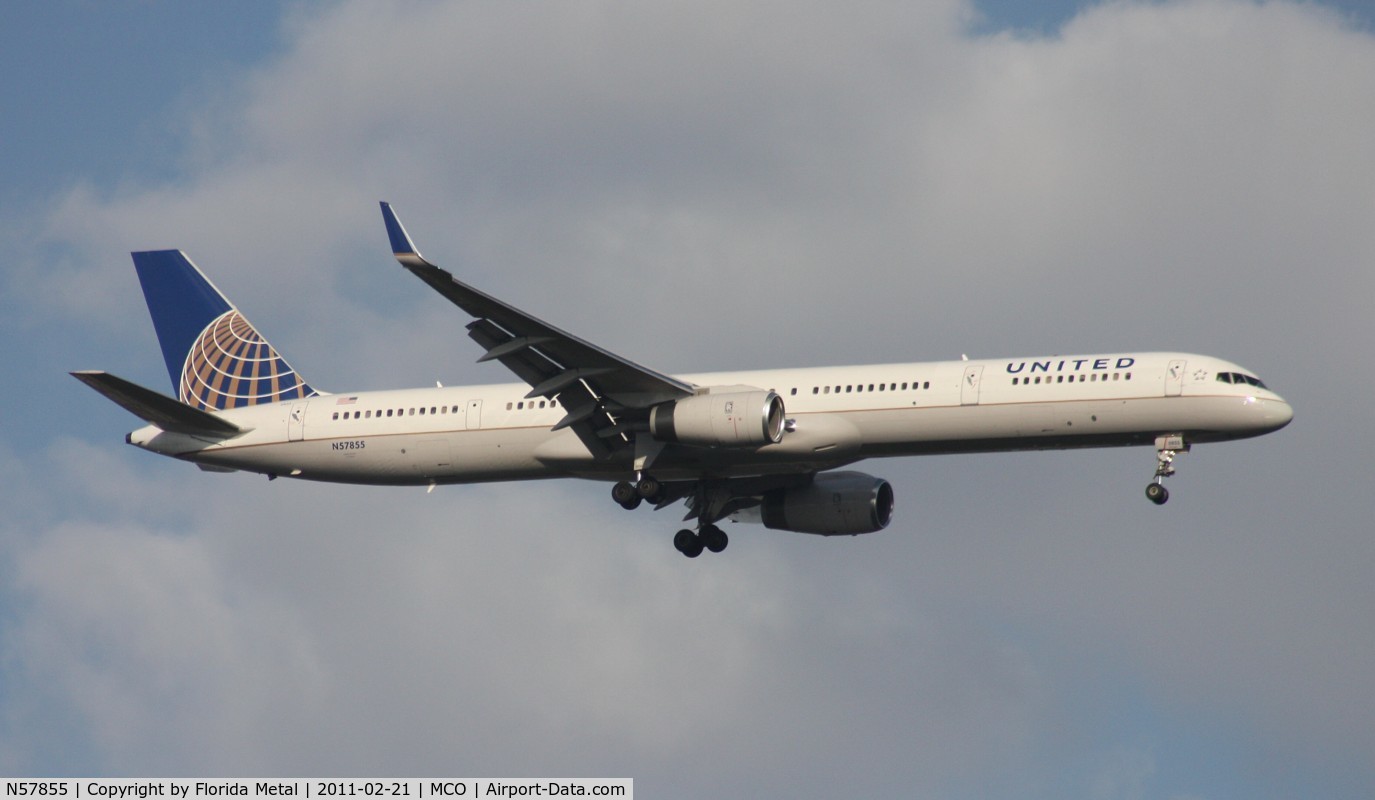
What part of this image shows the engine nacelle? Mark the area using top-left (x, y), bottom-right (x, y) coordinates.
top-left (760, 471), bottom-right (894, 535)
top-left (649, 390), bottom-right (785, 447)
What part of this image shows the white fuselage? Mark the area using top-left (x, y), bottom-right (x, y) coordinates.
top-left (128, 351), bottom-right (1293, 486)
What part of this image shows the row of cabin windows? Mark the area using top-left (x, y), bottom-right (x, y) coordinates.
top-left (333, 398), bottom-right (562, 421)
top-left (505, 399), bottom-right (559, 411)
top-left (1011, 372), bottom-right (1132, 386)
top-left (327, 372), bottom-right (1151, 418)
top-left (790, 381), bottom-right (932, 397)
top-left (333, 405), bottom-right (461, 421)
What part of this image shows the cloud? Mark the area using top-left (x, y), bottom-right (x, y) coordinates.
top-left (3, 452), bottom-right (1046, 788)
top-left (5, 0), bottom-right (1374, 796)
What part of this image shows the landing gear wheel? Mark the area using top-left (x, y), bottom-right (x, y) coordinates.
top-left (636, 475), bottom-right (664, 503)
top-left (700, 524), bottom-right (729, 553)
top-left (673, 529), bottom-right (704, 558)
top-left (612, 481), bottom-right (641, 509)
top-left (1145, 482), bottom-right (1169, 505)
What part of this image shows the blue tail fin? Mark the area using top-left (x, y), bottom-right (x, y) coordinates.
top-left (131, 250), bottom-right (317, 411)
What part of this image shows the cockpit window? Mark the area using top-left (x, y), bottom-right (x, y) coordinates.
top-left (1217, 371), bottom-right (1268, 390)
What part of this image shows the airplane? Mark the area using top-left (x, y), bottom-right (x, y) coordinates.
top-left (73, 202), bottom-right (1294, 557)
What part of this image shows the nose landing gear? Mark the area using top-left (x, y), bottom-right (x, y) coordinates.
top-left (1146, 434), bottom-right (1189, 505)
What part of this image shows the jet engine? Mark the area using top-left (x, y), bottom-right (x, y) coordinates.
top-left (649, 389), bottom-right (785, 447)
top-left (759, 471), bottom-right (894, 535)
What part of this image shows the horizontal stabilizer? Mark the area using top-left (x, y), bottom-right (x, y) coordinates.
top-left (71, 371), bottom-right (246, 438)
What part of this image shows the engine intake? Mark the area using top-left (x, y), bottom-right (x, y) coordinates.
top-left (760, 471), bottom-right (894, 535)
top-left (650, 390), bottom-right (785, 447)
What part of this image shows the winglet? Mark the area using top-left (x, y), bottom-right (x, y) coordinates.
top-left (380, 201), bottom-right (433, 269)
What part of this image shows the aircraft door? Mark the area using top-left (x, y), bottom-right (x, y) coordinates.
top-left (466, 399), bottom-right (482, 429)
top-left (288, 401), bottom-right (308, 441)
top-left (1166, 359), bottom-right (1187, 397)
top-left (961, 365), bottom-right (983, 406)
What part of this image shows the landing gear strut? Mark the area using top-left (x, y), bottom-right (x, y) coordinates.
top-left (1146, 434), bottom-right (1189, 505)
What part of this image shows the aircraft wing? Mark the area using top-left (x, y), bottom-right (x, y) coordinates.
top-left (71, 370), bottom-right (247, 438)
top-left (381, 202), bottom-right (694, 459)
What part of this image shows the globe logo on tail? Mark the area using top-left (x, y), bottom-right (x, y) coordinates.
top-left (180, 310), bottom-right (315, 410)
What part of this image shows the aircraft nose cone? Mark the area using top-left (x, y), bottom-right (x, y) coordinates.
top-left (1265, 396), bottom-right (1294, 431)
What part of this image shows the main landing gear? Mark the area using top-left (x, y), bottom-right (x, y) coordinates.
top-left (611, 480), bottom-right (641, 509)
top-left (613, 475), bottom-right (731, 557)
top-left (1146, 434), bottom-right (1189, 505)
top-left (673, 524), bottom-right (728, 558)
top-left (612, 475), bottom-right (663, 510)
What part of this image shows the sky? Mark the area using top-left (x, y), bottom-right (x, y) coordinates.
top-left (2, 0), bottom-right (1373, 796)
